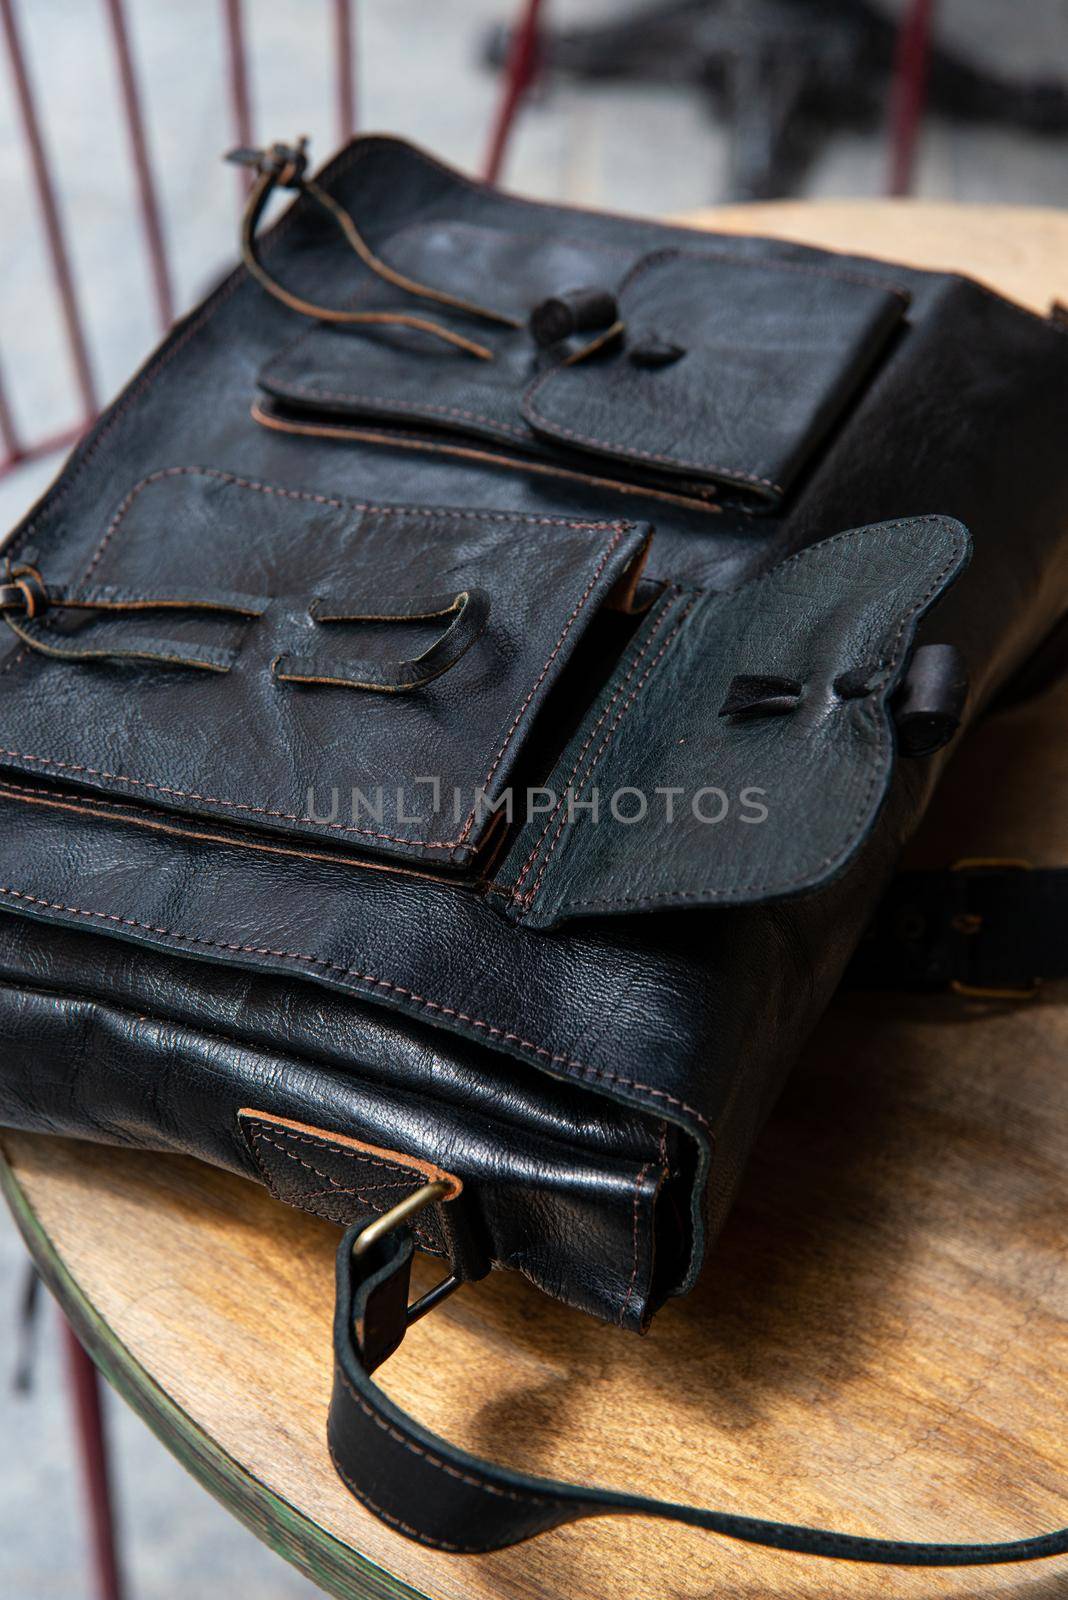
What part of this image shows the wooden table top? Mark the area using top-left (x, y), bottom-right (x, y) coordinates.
top-left (3, 200), bottom-right (1067, 1600)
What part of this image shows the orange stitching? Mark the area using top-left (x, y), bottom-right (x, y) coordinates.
top-left (509, 589), bottom-right (682, 897)
top-left (619, 1161), bottom-right (653, 1328)
top-left (0, 883), bottom-right (713, 1135)
top-left (552, 520), bottom-right (969, 913)
top-left (24, 467), bottom-right (630, 852)
top-left (335, 1365), bottom-right (549, 1506)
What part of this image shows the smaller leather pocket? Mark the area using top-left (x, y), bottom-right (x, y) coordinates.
top-left (0, 468), bottom-right (650, 870)
top-left (521, 250), bottom-right (908, 504)
top-left (258, 228), bottom-right (908, 508)
top-left (495, 515), bottom-right (971, 928)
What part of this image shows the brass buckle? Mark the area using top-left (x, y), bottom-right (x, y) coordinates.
top-left (352, 1177), bottom-right (462, 1325)
top-left (949, 857), bottom-right (1040, 1000)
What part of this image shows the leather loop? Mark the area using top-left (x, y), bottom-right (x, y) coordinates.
top-left (273, 586), bottom-right (491, 693)
top-left (328, 1221), bottom-right (1068, 1563)
top-left (0, 576), bottom-right (269, 675)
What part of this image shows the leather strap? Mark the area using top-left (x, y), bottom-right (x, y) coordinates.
top-left (328, 1223), bottom-right (1067, 1562)
top-left (848, 861), bottom-right (1068, 995)
top-left (0, 571), bottom-right (268, 675)
top-left (272, 587), bottom-right (491, 693)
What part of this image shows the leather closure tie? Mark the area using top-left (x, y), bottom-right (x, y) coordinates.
top-left (227, 139), bottom-right (523, 360)
top-left (273, 586), bottom-right (492, 694)
top-left (0, 565), bottom-right (267, 674)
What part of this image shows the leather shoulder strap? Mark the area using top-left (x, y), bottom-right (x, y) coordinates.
top-left (328, 1223), bottom-right (1068, 1564)
top-left (848, 862), bottom-right (1068, 995)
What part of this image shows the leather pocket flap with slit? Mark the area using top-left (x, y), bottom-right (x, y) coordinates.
top-left (0, 468), bottom-right (650, 869)
top-left (521, 250), bottom-right (909, 504)
top-left (496, 515), bottom-right (971, 928)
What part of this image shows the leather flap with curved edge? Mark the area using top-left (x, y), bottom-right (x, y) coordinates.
top-left (496, 516), bottom-right (972, 930)
top-left (521, 249), bottom-right (909, 504)
top-left (0, 469), bottom-right (650, 869)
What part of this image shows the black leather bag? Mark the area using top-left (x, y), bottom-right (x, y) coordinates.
top-left (1, 137), bottom-right (1066, 1566)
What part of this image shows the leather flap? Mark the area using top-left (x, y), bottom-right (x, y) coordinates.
top-left (496, 516), bottom-right (971, 928)
top-left (0, 468), bottom-right (649, 869)
top-left (521, 249), bottom-right (909, 504)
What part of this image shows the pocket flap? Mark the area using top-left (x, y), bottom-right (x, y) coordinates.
top-left (497, 516), bottom-right (971, 928)
top-left (0, 469), bottom-right (649, 869)
top-left (521, 250), bottom-right (908, 504)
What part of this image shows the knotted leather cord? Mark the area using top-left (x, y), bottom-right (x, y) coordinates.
top-left (329, 1224), bottom-right (1068, 1565)
top-left (0, 568), bottom-right (267, 674)
top-left (229, 140), bottom-right (625, 368)
top-left (229, 141), bottom-right (523, 361)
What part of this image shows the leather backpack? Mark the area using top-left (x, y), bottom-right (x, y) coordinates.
top-left (1, 136), bottom-right (1065, 1567)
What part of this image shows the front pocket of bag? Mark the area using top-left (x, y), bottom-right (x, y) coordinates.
top-left (257, 224), bottom-right (908, 508)
top-left (0, 468), bottom-right (650, 869)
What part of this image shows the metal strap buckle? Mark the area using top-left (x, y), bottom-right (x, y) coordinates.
top-left (352, 1178), bottom-right (462, 1326)
top-left (949, 857), bottom-right (1040, 1000)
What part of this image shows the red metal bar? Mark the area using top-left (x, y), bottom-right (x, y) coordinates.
top-left (334, 0), bottom-right (356, 143)
top-left (887, 0), bottom-right (936, 197)
top-left (103, 0), bottom-right (175, 331)
top-left (62, 1318), bottom-right (125, 1600)
top-left (222, 0), bottom-right (253, 192)
top-left (0, 0), bottom-right (98, 418)
top-left (0, 351), bottom-right (25, 467)
top-left (0, 421), bottom-right (86, 482)
top-left (484, 0), bottom-right (544, 184)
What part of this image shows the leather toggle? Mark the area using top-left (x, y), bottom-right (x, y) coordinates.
top-left (0, 566), bottom-right (50, 620)
top-left (629, 336), bottom-right (686, 369)
top-left (892, 642), bottom-right (969, 756)
top-left (718, 672), bottom-right (804, 718)
top-left (530, 287), bottom-right (620, 348)
top-left (226, 137), bottom-right (309, 188)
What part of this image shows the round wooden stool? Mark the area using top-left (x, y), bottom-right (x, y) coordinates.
top-left (3, 202), bottom-right (1067, 1600)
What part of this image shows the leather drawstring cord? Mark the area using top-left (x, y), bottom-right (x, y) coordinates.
top-left (226, 140), bottom-right (524, 361)
top-left (0, 566), bottom-right (268, 674)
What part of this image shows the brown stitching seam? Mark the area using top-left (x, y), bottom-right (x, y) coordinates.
top-left (249, 1130), bottom-right (429, 1205)
top-left (250, 402), bottom-right (723, 517)
top-left (32, 467), bottom-right (629, 851)
top-left (514, 591), bottom-right (695, 908)
top-left (80, 464), bottom-right (624, 581)
top-left (243, 1119), bottom-right (433, 1184)
top-left (326, 1437), bottom-right (504, 1554)
top-left (247, 1127), bottom-right (438, 1246)
top-left (510, 588), bottom-right (684, 898)
top-left (335, 1364), bottom-right (550, 1507)
top-left (551, 519), bottom-right (970, 914)
top-left (520, 598), bottom-right (697, 913)
top-left (0, 883), bottom-right (712, 1135)
top-left (619, 1161), bottom-right (654, 1328)
top-left (456, 526), bottom-right (625, 844)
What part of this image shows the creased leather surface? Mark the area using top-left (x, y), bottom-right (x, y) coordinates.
top-left (502, 516), bottom-right (971, 927)
top-left (1, 135), bottom-right (1067, 1328)
top-left (0, 470), bottom-right (647, 866)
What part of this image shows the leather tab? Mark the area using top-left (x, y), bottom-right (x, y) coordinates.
top-left (238, 1110), bottom-right (487, 1280)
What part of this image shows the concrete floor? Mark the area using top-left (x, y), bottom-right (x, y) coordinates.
top-left (0, 2), bottom-right (1066, 1596)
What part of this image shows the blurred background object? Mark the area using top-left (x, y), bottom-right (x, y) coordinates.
top-left (1, 3), bottom-right (1066, 1596)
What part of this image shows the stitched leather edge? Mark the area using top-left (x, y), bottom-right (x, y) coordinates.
top-left (2, 467), bottom-right (637, 855)
top-left (516, 517), bottom-right (970, 919)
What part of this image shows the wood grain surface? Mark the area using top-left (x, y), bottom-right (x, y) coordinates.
top-left (2, 201), bottom-right (1067, 1600)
